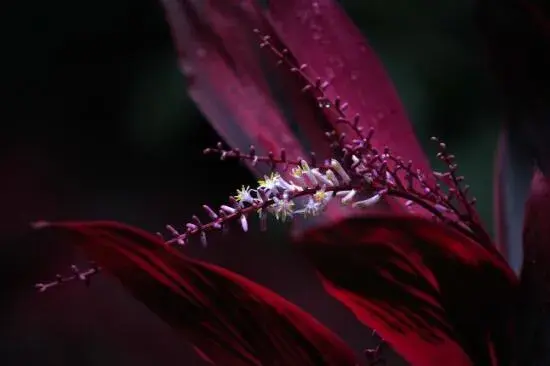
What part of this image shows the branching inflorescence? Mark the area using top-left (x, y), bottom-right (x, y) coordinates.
top-left (33, 29), bottom-right (486, 366)
top-left (157, 30), bottom-right (488, 250)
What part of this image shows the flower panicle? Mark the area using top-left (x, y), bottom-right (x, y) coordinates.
top-left (163, 30), bottom-right (487, 248)
top-left (160, 123), bottom-right (483, 248)
top-left (159, 158), bottom-right (385, 247)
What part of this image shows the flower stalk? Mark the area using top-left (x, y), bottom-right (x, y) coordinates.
top-left (34, 262), bottom-right (101, 292)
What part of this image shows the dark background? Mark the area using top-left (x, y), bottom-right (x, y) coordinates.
top-left (2, 1), bottom-right (502, 365)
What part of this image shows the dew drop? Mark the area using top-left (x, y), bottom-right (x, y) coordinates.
top-left (181, 63), bottom-right (195, 78)
top-left (318, 99), bottom-right (331, 109)
top-left (324, 67), bottom-right (335, 79)
top-left (196, 48), bottom-right (207, 58)
top-left (329, 56), bottom-right (344, 69)
top-left (312, 1), bottom-right (321, 15)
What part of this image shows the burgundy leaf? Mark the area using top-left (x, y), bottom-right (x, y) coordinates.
top-left (516, 170), bottom-right (550, 364)
top-left (295, 216), bottom-right (518, 366)
top-left (36, 221), bottom-right (358, 366)
top-left (160, 0), bottom-right (330, 176)
top-left (266, 0), bottom-right (434, 185)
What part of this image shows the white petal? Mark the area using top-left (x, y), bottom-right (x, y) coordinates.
top-left (352, 194), bottom-right (382, 208)
top-left (221, 205), bottom-right (236, 214)
top-left (240, 214), bottom-right (248, 232)
top-left (341, 190), bottom-right (357, 205)
top-left (331, 159), bottom-right (351, 183)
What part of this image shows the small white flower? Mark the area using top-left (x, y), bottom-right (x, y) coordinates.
top-left (200, 232), bottom-right (208, 247)
top-left (385, 171), bottom-right (396, 186)
top-left (311, 169), bottom-right (333, 187)
top-left (330, 159), bottom-right (351, 183)
top-left (239, 214), bottom-right (248, 232)
top-left (290, 173), bottom-right (306, 187)
top-left (220, 205), bottom-right (236, 214)
top-left (352, 194), bottom-right (382, 208)
top-left (434, 204), bottom-right (450, 213)
top-left (313, 185), bottom-right (331, 205)
top-left (258, 172), bottom-right (280, 195)
top-left (285, 181), bottom-right (304, 193)
top-left (296, 159), bottom-right (319, 187)
top-left (340, 189), bottom-right (357, 205)
top-left (276, 178), bottom-right (289, 189)
top-left (234, 185), bottom-right (255, 205)
top-left (295, 198), bottom-right (322, 217)
top-left (325, 169), bottom-right (339, 185)
top-left (291, 165), bottom-right (303, 179)
top-left (269, 195), bottom-right (295, 222)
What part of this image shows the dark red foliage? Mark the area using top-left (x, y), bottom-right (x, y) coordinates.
top-left (161, 0), bottom-right (325, 176)
top-left (266, 0), bottom-right (433, 182)
top-left (36, 221), bottom-right (358, 366)
top-left (295, 216), bottom-right (518, 366)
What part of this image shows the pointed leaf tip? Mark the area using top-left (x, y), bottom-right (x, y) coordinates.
top-left (39, 220), bottom-right (358, 366)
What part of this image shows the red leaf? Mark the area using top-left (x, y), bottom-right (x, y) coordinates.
top-left (295, 216), bottom-right (518, 366)
top-left (37, 221), bottom-right (358, 366)
top-left (160, 0), bottom-right (330, 176)
top-left (266, 0), bottom-right (434, 191)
